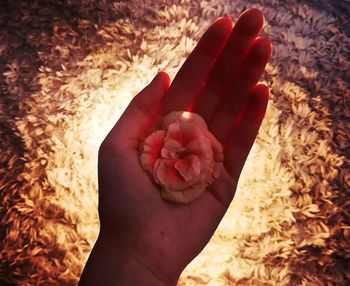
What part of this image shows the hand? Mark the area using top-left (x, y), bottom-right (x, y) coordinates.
top-left (79, 8), bottom-right (272, 286)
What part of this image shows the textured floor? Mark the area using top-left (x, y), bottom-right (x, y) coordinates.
top-left (0, 0), bottom-right (349, 285)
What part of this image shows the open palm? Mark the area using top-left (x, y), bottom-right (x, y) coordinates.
top-left (80, 8), bottom-right (272, 286)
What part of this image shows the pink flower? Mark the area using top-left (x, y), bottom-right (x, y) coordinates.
top-left (139, 111), bottom-right (224, 203)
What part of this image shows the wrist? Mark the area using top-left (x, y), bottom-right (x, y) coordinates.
top-left (79, 232), bottom-right (178, 286)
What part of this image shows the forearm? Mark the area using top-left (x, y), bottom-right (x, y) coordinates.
top-left (78, 233), bottom-right (177, 286)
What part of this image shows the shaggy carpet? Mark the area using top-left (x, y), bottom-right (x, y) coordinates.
top-left (0, 0), bottom-right (349, 285)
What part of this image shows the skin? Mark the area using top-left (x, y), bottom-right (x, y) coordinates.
top-left (79, 8), bottom-right (272, 286)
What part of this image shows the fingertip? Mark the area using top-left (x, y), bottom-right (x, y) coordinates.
top-left (209, 16), bottom-right (234, 36)
top-left (252, 83), bottom-right (269, 108)
top-left (212, 15), bottom-right (233, 27)
top-left (137, 72), bottom-right (170, 110)
top-left (241, 8), bottom-right (264, 23)
top-left (252, 37), bottom-right (273, 58)
top-left (238, 8), bottom-right (264, 33)
top-left (157, 71), bottom-right (171, 87)
top-left (151, 71), bottom-right (171, 95)
top-left (245, 84), bottom-right (269, 123)
top-left (255, 83), bottom-right (269, 99)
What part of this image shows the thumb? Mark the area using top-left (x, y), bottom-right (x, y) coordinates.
top-left (104, 71), bottom-right (170, 149)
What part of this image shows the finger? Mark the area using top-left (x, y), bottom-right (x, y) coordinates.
top-left (103, 72), bottom-right (171, 150)
top-left (210, 37), bottom-right (272, 142)
top-left (162, 17), bottom-right (233, 115)
top-left (224, 84), bottom-right (269, 179)
top-left (192, 8), bottom-right (264, 122)
top-left (206, 165), bottom-right (238, 210)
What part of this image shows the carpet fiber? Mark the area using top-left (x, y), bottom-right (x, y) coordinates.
top-left (0, 0), bottom-right (349, 285)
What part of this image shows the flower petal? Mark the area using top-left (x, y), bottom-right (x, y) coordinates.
top-left (174, 155), bottom-right (201, 182)
top-left (161, 138), bottom-right (183, 159)
top-left (186, 135), bottom-right (213, 159)
top-left (140, 130), bottom-right (166, 174)
top-left (160, 184), bottom-right (206, 203)
top-left (162, 111), bottom-right (208, 131)
top-left (154, 159), bottom-right (192, 191)
top-left (165, 122), bottom-right (184, 142)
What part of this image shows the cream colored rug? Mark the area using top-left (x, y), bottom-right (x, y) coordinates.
top-left (1, 0), bottom-right (349, 285)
